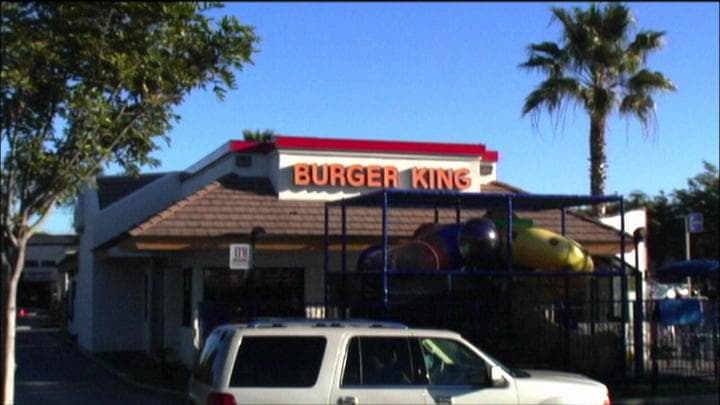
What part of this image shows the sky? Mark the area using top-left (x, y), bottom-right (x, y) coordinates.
top-left (41, 2), bottom-right (719, 234)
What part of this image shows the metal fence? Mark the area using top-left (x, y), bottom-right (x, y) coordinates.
top-left (322, 271), bottom-right (718, 382)
top-left (197, 271), bottom-right (718, 383)
top-left (645, 298), bottom-right (719, 379)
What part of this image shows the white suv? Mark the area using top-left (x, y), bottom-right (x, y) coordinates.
top-left (188, 319), bottom-right (610, 405)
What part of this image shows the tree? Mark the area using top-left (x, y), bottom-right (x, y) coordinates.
top-left (243, 128), bottom-right (275, 142)
top-left (520, 3), bottom-right (675, 212)
top-left (621, 162), bottom-right (718, 267)
top-left (1, 3), bottom-right (259, 401)
top-left (670, 161), bottom-right (719, 261)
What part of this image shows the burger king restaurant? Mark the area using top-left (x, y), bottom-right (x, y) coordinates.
top-left (67, 135), bottom-right (634, 368)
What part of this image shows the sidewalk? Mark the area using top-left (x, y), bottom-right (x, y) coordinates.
top-left (15, 310), bottom-right (184, 405)
top-left (610, 378), bottom-right (719, 405)
top-left (48, 315), bottom-right (189, 398)
top-left (93, 350), bottom-right (191, 396)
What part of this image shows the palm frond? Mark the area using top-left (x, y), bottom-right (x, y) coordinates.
top-left (619, 93), bottom-right (657, 138)
top-left (520, 42), bottom-right (567, 76)
top-left (626, 30), bottom-right (666, 70)
top-left (521, 77), bottom-right (582, 116)
top-left (627, 69), bottom-right (676, 93)
top-left (599, 3), bottom-right (633, 43)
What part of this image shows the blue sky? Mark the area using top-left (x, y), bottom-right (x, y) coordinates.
top-left (42, 2), bottom-right (719, 234)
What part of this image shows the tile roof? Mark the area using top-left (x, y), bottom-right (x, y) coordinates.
top-left (125, 174), bottom-right (623, 246)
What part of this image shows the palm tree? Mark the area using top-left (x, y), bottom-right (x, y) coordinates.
top-left (520, 3), bottom-right (675, 213)
top-left (242, 128), bottom-right (275, 142)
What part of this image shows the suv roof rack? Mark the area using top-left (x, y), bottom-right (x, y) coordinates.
top-left (245, 318), bottom-right (408, 329)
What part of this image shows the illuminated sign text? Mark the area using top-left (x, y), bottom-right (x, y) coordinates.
top-left (293, 163), bottom-right (471, 190)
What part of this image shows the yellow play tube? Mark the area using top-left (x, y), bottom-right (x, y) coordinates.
top-left (505, 226), bottom-right (594, 271)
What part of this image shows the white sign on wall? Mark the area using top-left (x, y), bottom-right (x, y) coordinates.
top-left (229, 243), bottom-right (251, 270)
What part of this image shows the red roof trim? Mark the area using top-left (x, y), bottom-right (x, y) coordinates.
top-left (228, 136), bottom-right (499, 162)
top-left (278, 136), bottom-right (499, 161)
top-left (228, 140), bottom-right (276, 153)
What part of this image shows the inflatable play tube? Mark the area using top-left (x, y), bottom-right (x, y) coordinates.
top-left (459, 218), bottom-right (501, 269)
top-left (413, 223), bottom-right (464, 270)
top-left (391, 240), bottom-right (441, 271)
top-left (503, 226), bottom-right (594, 271)
top-left (357, 242), bottom-right (441, 271)
top-left (357, 244), bottom-right (385, 271)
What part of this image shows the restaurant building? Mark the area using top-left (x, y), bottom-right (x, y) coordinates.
top-left (68, 135), bottom-right (628, 367)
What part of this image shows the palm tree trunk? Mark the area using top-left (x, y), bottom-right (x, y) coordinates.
top-left (590, 115), bottom-right (608, 215)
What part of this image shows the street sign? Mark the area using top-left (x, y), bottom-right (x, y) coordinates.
top-left (229, 243), bottom-right (251, 270)
top-left (687, 213), bottom-right (703, 233)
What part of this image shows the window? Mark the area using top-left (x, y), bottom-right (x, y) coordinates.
top-left (68, 281), bottom-right (76, 320)
top-left (420, 338), bottom-right (489, 386)
top-left (341, 337), bottom-right (417, 386)
top-left (24, 260), bottom-right (38, 268)
top-left (230, 337), bottom-right (326, 387)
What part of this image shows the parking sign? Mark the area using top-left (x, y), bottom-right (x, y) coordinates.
top-left (687, 213), bottom-right (703, 233)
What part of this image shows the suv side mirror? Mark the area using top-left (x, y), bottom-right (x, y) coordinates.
top-left (490, 366), bottom-right (507, 387)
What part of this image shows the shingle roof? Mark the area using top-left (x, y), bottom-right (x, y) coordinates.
top-left (125, 174), bottom-right (624, 246)
top-left (29, 234), bottom-right (78, 245)
top-left (97, 173), bottom-right (167, 209)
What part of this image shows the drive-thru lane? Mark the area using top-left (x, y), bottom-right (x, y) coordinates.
top-left (14, 313), bottom-right (183, 405)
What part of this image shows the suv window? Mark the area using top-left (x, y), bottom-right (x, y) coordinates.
top-left (342, 337), bottom-right (420, 386)
top-left (230, 336), bottom-right (326, 387)
top-left (420, 338), bottom-right (489, 386)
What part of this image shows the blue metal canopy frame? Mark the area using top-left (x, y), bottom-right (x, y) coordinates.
top-left (324, 188), bottom-right (628, 308)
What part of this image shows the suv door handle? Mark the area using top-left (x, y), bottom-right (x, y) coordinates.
top-left (338, 396), bottom-right (358, 405)
top-left (434, 395), bottom-right (453, 405)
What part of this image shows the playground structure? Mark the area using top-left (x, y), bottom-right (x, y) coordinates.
top-left (322, 189), bottom-right (634, 379)
top-left (321, 189), bottom-right (719, 381)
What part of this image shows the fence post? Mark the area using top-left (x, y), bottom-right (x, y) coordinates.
top-left (563, 273), bottom-right (570, 371)
top-left (633, 229), bottom-right (646, 378)
top-left (714, 300), bottom-right (719, 379)
top-left (650, 302), bottom-right (658, 392)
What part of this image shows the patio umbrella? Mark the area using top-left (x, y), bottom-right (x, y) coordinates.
top-left (653, 259), bottom-right (719, 283)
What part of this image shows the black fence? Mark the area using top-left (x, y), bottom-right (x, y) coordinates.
top-left (646, 298), bottom-right (719, 379)
top-left (195, 270), bottom-right (718, 383)
top-left (322, 271), bottom-right (719, 382)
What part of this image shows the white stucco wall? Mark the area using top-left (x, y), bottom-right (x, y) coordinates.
top-left (600, 209), bottom-right (648, 273)
top-left (275, 150), bottom-right (490, 201)
top-left (182, 151), bottom-right (272, 194)
top-left (91, 258), bottom-right (150, 351)
top-left (70, 186), bottom-right (98, 350)
top-left (93, 173), bottom-right (183, 249)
